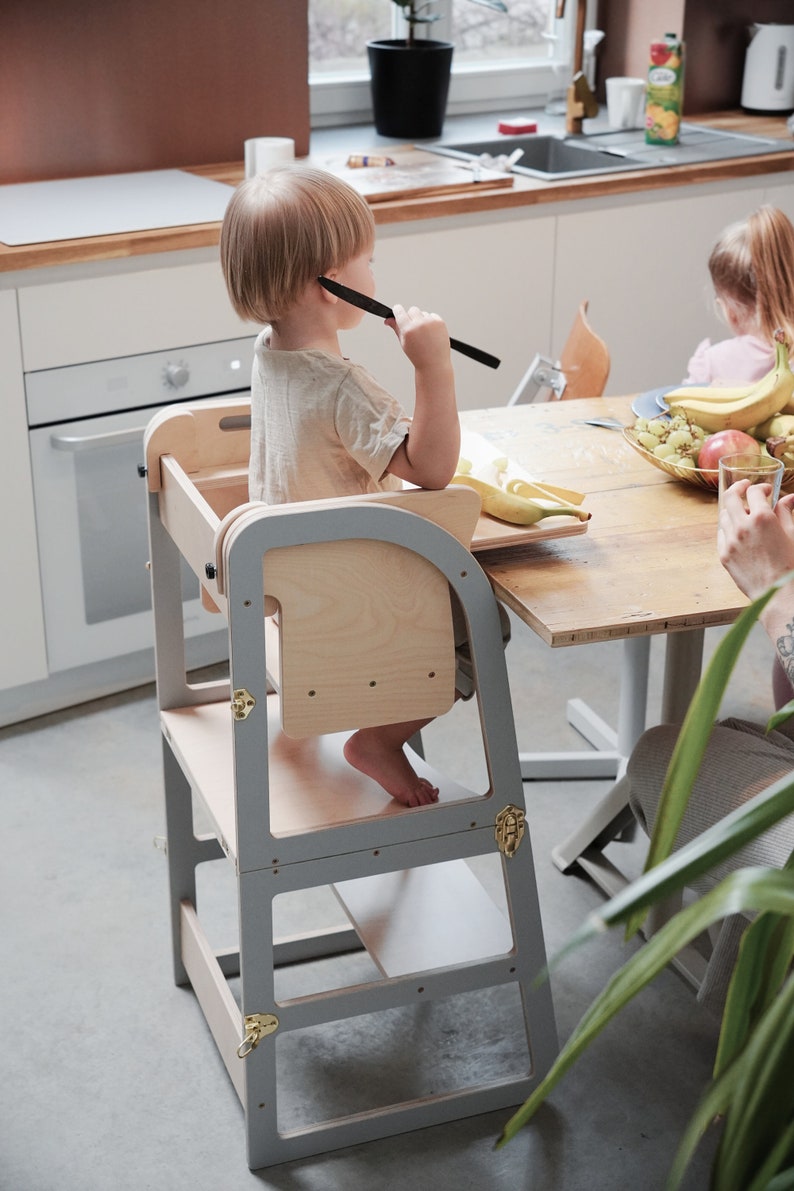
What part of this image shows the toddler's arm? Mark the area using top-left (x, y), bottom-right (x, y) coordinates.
top-left (385, 304), bottom-right (460, 490)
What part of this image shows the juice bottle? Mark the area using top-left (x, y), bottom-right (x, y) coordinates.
top-left (645, 33), bottom-right (685, 145)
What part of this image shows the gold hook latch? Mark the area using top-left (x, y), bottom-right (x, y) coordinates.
top-left (232, 688), bottom-right (256, 720)
top-left (236, 1012), bottom-right (279, 1058)
top-left (494, 804), bottom-right (526, 858)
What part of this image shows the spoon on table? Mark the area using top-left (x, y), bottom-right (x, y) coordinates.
top-left (573, 417), bottom-right (625, 430)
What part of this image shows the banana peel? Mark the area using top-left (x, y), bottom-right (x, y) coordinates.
top-left (457, 457), bottom-right (586, 508)
top-left (451, 473), bottom-right (590, 526)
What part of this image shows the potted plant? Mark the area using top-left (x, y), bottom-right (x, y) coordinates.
top-left (368, 0), bottom-right (508, 140)
top-left (495, 579), bottom-right (794, 1189)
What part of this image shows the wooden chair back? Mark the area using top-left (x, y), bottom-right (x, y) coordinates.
top-left (558, 299), bottom-right (611, 399)
top-left (222, 487), bottom-right (482, 739)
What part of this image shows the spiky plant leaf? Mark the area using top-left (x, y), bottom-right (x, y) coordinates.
top-left (496, 868), bottom-right (794, 1151)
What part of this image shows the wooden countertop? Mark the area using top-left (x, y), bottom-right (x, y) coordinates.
top-left (2, 111), bottom-right (792, 275)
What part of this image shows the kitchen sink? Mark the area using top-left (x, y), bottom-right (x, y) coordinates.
top-left (424, 124), bottom-right (792, 181)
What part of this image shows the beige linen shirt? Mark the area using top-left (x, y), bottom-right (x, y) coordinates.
top-left (248, 330), bottom-right (410, 504)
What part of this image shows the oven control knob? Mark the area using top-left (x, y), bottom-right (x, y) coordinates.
top-left (163, 361), bottom-right (190, 389)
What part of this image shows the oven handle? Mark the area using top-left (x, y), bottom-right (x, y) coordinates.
top-left (50, 426), bottom-right (146, 452)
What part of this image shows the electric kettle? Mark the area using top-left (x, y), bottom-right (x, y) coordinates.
top-left (741, 23), bottom-right (794, 113)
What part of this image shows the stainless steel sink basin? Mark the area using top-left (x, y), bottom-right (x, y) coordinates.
top-left (425, 134), bottom-right (645, 179)
top-left (424, 124), bottom-right (792, 181)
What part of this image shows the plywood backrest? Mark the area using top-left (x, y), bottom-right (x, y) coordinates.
top-left (558, 299), bottom-right (611, 400)
top-left (224, 487), bottom-right (482, 739)
top-left (144, 397), bottom-right (251, 492)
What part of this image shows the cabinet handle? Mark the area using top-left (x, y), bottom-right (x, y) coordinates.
top-left (50, 426), bottom-right (145, 452)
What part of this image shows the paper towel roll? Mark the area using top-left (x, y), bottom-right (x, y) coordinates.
top-left (244, 137), bottom-right (295, 178)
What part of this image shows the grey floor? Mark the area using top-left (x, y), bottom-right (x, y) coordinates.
top-left (1, 613), bottom-right (775, 1191)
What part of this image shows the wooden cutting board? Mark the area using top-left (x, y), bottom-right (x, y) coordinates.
top-left (315, 148), bottom-right (515, 203)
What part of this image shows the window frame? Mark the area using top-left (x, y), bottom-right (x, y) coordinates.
top-left (309, 0), bottom-right (595, 129)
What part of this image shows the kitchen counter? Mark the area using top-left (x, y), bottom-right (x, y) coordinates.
top-left (1, 111), bottom-right (792, 274)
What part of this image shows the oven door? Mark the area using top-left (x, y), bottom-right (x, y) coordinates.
top-left (29, 403), bottom-right (227, 673)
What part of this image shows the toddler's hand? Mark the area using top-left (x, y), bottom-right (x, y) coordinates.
top-left (387, 303), bottom-right (452, 371)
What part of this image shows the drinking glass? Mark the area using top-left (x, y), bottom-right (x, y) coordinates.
top-left (718, 453), bottom-right (784, 510)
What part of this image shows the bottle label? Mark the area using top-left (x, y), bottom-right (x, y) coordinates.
top-left (646, 37), bottom-right (684, 145)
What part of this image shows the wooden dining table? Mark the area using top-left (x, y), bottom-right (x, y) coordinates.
top-left (461, 394), bottom-right (749, 895)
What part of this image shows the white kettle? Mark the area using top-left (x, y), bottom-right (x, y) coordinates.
top-left (741, 23), bottom-right (794, 113)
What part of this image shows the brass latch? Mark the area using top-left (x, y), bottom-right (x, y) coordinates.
top-left (237, 1012), bottom-right (279, 1058)
top-left (232, 688), bottom-right (256, 720)
top-left (495, 804), bottom-right (526, 858)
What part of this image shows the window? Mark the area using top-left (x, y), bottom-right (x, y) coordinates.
top-left (309, 0), bottom-right (590, 127)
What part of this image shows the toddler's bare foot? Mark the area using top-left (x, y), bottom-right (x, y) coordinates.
top-left (343, 728), bottom-right (439, 807)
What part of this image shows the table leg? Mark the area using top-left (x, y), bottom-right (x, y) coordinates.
top-left (519, 636), bottom-right (651, 781)
top-left (550, 628), bottom-right (706, 887)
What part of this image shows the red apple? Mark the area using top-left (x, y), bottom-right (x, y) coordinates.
top-left (650, 41), bottom-right (672, 65)
top-left (696, 429), bottom-right (761, 486)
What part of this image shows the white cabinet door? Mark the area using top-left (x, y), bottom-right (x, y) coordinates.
top-left (553, 183), bottom-right (770, 396)
top-left (0, 289), bottom-right (48, 690)
top-left (341, 212), bottom-right (557, 413)
top-left (18, 257), bottom-right (259, 372)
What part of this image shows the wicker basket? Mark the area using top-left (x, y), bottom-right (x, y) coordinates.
top-left (623, 428), bottom-right (794, 492)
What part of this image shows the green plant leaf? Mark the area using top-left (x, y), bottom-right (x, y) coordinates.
top-left (767, 698), bottom-right (794, 734)
top-left (765, 1164), bottom-right (794, 1190)
top-left (715, 853), bottom-right (794, 1076)
top-left (543, 778), bottom-right (794, 974)
top-left (497, 868), bottom-right (794, 1151)
top-left (665, 1059), bottom-right (739, 1189)
top-left (743, 1121), bottom-right (794, 1191)
top-left (713, 975), bottom-right (794, 1190)
top-left (625, 587), bottom-right (780, 939)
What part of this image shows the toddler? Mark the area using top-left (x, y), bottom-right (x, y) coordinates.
top-left (684, 204), bottom-right (794, 385)
top-left (219, 163), bottom-right (461, 808)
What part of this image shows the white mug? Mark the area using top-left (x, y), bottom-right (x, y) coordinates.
top-left (605, 77), bottom-right (647, 130)
top-left (244, 137), bottom-right (295, 179)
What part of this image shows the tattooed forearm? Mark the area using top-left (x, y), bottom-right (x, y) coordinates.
top-left (776, 619), bottom-right (794, 688)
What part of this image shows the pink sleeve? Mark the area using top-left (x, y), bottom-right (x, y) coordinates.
top-left (683, 337), bottom-right (713, 384)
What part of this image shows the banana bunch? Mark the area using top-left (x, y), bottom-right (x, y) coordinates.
top-left (665, 329), bottom-right (794, 433)
top-left (452, 460), bottom-right (590, 527)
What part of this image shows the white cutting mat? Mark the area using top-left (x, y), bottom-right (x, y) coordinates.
top-left (0, 169), bottom-right (235, 246)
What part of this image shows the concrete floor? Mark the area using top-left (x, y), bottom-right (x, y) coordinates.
top-left (1, 613), bottom-right (775, 1191)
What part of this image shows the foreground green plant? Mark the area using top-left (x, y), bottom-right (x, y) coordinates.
top-left (497, 583), bottom-right (794, 1190)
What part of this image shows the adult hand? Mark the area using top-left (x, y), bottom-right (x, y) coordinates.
top-left (717, 480), bottom-right (794, 600)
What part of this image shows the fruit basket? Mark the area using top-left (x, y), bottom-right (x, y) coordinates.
top-left (623, 428), bottom-right (719, 490)
top-left (623, 428), bottom-right (794, 492)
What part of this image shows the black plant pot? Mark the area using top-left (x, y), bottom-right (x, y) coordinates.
top-left (367, 39), bottom-right (454, 140)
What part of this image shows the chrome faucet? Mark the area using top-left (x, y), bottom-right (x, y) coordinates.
top-left (556, 0), bottom-right (599, 134)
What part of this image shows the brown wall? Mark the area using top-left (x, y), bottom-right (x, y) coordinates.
top-left (0, 0), bottom-right (310, 184)
top-left (597, 0), bottom-right (794, 112)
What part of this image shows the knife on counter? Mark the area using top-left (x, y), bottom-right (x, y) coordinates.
top-left (317, 276), bottom-right (501, 370)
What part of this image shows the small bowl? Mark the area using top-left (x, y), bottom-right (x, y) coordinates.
top-left (623, 427), bottom-right (794, 491)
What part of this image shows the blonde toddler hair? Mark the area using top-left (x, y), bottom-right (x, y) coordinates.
top-left (220, 163), bottom-right (376, 325)
top-left (709, 205), bottom-right (794, 347)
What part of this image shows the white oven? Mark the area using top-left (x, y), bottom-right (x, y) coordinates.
top-left (26, 337), bottom-right (254, 673)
